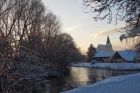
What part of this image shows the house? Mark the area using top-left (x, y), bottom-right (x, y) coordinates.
top-left (112, 51), bottom-right (136, 62)
top-left (92, 36), bottom-right (136, 63)
top-left (93, 36), bottom-right (114, 62)
top-left (93, 50), bottom-right (136, 63)
top-left (111, 51), bottom-right (124, 62)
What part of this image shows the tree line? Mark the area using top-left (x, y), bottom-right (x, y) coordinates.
top-left (0, 0), bottom-right (84, 76)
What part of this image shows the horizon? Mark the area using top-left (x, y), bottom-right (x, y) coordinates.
top-left (0, 0), bottom-right (140, 93)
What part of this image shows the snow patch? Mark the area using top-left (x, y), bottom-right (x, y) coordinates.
top-left (62, 73), bottom-right (140, 93)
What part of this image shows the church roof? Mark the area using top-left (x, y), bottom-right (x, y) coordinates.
top-left (94, 51), bottom-right (115, 58)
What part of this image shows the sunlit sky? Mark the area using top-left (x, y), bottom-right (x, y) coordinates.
top-left (42, 0), bottom-right (127, 53)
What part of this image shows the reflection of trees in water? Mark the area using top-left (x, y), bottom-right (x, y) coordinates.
top-left (63, 80), bottom-right (77, 91)
top-left (45, 67), bottom-right (140, 93)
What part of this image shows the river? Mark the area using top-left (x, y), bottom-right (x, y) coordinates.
top-left (46, 67), bottom-right (139, 93)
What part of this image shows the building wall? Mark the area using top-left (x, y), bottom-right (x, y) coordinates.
top-left (136, 52), bottom-right (140, 62)
top-left (97, 44), bottom-right (113, 52)
top-left (94, 57), bottom-right (111, 63)
top-left (95, 57), bottom-right (129, 63)
top-left (112, 59), bottom-right (127, 63)
top-left (103, 58), bottom-right (112, 63)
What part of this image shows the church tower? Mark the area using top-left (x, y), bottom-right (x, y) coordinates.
top-left (106, 36), bottom-right (111, 45)
top-left (97, 36), bottom-right (113, 52)
top-left (106, 36), bottom-right (113, 52)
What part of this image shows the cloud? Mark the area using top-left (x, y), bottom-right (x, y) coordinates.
top-left (92, 28), bottom-right (120, 38)
top-left (64, 24), bottom-right (83, 32)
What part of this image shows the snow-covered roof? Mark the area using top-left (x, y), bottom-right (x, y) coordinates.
top-left (117, 50), bottom-right (136, 62)
top-left (94, 50), bottom-right (136, 62)
top-left (94, 51), bottom-right (115, 58)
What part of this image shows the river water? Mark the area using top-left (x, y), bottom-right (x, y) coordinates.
top-left (46, 67), bottom-right (139, 93)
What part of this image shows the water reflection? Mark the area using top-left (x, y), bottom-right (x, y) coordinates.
top-left (70, 67), bottom-right (90, 86)
top-left (46, 79), bottom-right (66, 93)
top-left (46, 67), bottom-right (139, 93)
top-left (95, 69), bottom-right (112, 81)
top-left (70, 67), bottom-right (113, 86)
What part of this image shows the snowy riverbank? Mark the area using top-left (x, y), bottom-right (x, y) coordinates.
top-left (72, 63), bottom-right (140, 70)
top-left (62, 72), bottom-right (140, 93)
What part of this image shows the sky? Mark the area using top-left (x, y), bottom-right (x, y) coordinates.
top-left (42, 0), bottom-right (126, 53)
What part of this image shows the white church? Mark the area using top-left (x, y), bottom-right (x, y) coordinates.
top-left (97, 36), bottom-right (113, 52)
top-left (93, 36), bottom-right (137, 63)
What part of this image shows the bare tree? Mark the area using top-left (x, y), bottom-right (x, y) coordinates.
top-left (83, 0), bottom-right (140, 24)
top-left (0, 0), bottom-right (45, 92)
top-left (0, 0), bottom-right (84, 92)
top-left (83, 0), bottom-right (140, 39)
top-left (40, 12), bottom-right (61, 64)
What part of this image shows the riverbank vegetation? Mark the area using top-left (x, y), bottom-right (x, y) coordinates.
top-left (0, 0), bottom-right (84, 92)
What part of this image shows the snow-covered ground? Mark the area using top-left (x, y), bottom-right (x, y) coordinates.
top-left (62, 73), bottom-right (140, 93)
top-left (73, 63), bottom-right (140, 70)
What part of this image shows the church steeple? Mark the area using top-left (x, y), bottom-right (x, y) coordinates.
top-left (106, 36), bottom-right (111, 45)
